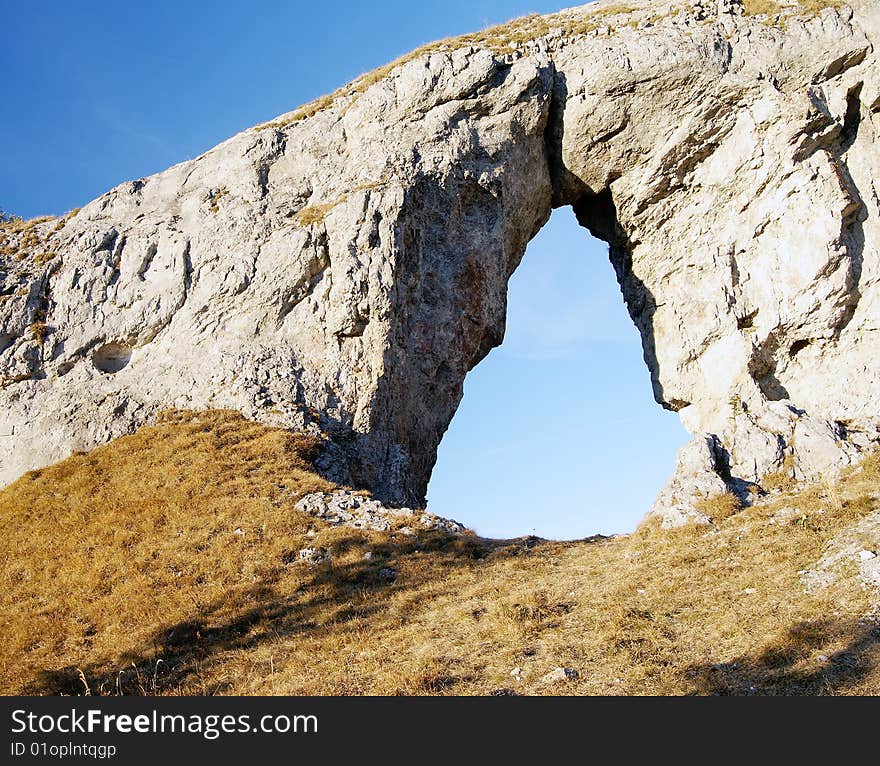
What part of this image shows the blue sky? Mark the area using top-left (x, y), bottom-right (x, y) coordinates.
top-left (0, 0), bottom-right (688, 538)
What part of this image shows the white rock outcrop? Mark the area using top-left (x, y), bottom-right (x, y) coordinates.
top-left (2, 1), bottom-right (879, 524)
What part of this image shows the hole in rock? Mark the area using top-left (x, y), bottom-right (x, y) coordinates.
top-left (92, 343), bottom-right (132, 374)
top-left (789, 339), bottom-right (811, 358)
top-left (427, 207), bottom-right (689, 540)
top-left (0, 333), bottom-right (15, 355)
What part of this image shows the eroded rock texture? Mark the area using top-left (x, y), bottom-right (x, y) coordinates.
top-left (2, 0), bottom-right (879, 524)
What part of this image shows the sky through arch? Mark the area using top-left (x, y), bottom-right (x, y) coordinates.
top-left (427, 207), bottom-right (689, 539)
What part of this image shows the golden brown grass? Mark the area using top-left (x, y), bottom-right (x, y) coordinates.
top-left (743, 0), bottom-right (783, 16)
top-left (1, 410), bottom-right (878, 696)
top-left (253, 0), bottom-right (852, 134)
top-left (743, 0), bottom-right (848, 25)
top-left (0, 210), bottom-right (77, 264)
top-left (797, 0), bottom-right (846, 13)
top-left (695, 491), bottom-right (743, 522)
top-left (255, 3), bottom-right (659, 133)
top-left (294, 199), bottom-right (346, 227)
top-left (208, 187), bottom-right (229, 214)
top-left (28, 321), bottom-right (50, 346)
top-left (761, 453), bottom-right (798, 493)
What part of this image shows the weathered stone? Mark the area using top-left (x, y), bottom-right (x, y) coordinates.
top-left (2, 1), bottom-right (880, 527)
top-left (802, 510), bottom-right (880, 594)
top-left (294, 490), bottom-right (465, 534)
top-left (541, 666), bottom-right (579, 684)
top-left (377, 567), bottom-right (397, 583)
top-left (298, 547), bottom-right (331, 566)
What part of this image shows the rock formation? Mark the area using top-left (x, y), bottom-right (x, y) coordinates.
top-left (2, 0), bottom-right (879, 525)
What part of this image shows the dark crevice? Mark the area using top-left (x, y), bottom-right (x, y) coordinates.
top-left (544, 68), bottom-right (589, 208)
top-left (736, 308), bottom-right (758, 330)
top-left (748, 332), bottom-right (790, 402)
top-left (789, 339), bottom-right (811, 358)
top-left (571, 188), bottom-right (669, 410)
top-left (0, 333), bottom-right (15, 355)
top-left (829, 83), bottom-right (866, 337)
top-left (839, 83), bottom-right (863, 156)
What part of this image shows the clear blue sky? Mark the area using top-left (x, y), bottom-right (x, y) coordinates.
top-left (0, 0), bottom-right (689, 538)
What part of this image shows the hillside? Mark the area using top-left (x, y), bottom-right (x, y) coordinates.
top-left (1, 410), bottom-right (878, 695)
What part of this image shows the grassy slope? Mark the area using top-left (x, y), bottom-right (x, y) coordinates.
top-left (1, 409), bottom-right (878, 696)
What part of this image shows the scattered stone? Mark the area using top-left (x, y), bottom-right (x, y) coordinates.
top-left (541, 667), bottom-right (579, 684)
top-left (295, 491), bottom-right (465, 535)
top-left (232, 527), bottom-right (245, 536)
top-left (377, 567), bottom-right (397, 582)
top-left (298, 547), bottom-right (331, 565)
top-left (363, 552), bottom-right (373, 561)
top-left (510, 667), bottom-right (522, 678)
top-left (802, 511), bottom-right (880, 592)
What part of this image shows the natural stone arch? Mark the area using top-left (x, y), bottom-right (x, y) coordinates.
top-left (1, 0), bottom-right (878, 526)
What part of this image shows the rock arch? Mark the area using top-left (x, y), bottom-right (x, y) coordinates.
top-left (2, 0), bottom-right (879, 525)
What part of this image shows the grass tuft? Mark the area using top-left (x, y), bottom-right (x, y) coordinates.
top-left (695, 491), bottom-right (743, 522)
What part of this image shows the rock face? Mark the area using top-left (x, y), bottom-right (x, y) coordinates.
top-left (2, 0), bottom-right (880, 525)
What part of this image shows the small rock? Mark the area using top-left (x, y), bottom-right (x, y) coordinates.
top-left (363, 551), bottom-right (373, 561)
top-left (298, 547), bottom-right (331, 565)
top-left (232, 527), bottom-right (245, 536)
top-left (510, 667), bottom-right (522, 677)
top-left (858, 550), bottom-right (877, 562)
top-left (742, 588), bottom-right (757, 595)
top-left (541, 667), bottom-right (579, 684)
top-left (377, 567), bottom-right (397, 582)
top-left (295, 491), bottom-right (465, 535)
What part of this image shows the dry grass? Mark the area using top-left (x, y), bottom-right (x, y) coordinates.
top-left (797, 0), bottom-right (846, 13)
top-left (28, 321), bottom-right (50, 346)
top-left (208, 187), bottom-right (229, 215)
top-left (294, 198), bottom-right (346, 227)
top-left (291, 182), bottom-right (382, 228)
top-left (743, 0), bottom-right (783, 16)
top-left (0, 211), bottom-right (69, 264)
top-left (743, 0), bottom-right (848, 24)
top-left (255, 3), bottom-right (659, 133)
top-left (253, 0), bottom-right (851, 134)
top-left (1, 410), bottom-right (878, 696)
top-left (695, 491), bottom-right (743, 522)
top-left (761, 453), bottom-right (798, 493)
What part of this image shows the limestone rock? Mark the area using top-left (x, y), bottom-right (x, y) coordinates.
top-left (541, 666), bottom-right (579, 684)
top-left (294, 490), bottom-right (465, 535)
top-left (802, 510), bottom-right (880, 594)
top-left (3, 1), bottom-right (880, 527)
top-left (297, 547), bottom-right (332, 566)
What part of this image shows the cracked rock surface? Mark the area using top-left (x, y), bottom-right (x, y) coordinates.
top-left (2, 0), bottom-right (880, 525)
